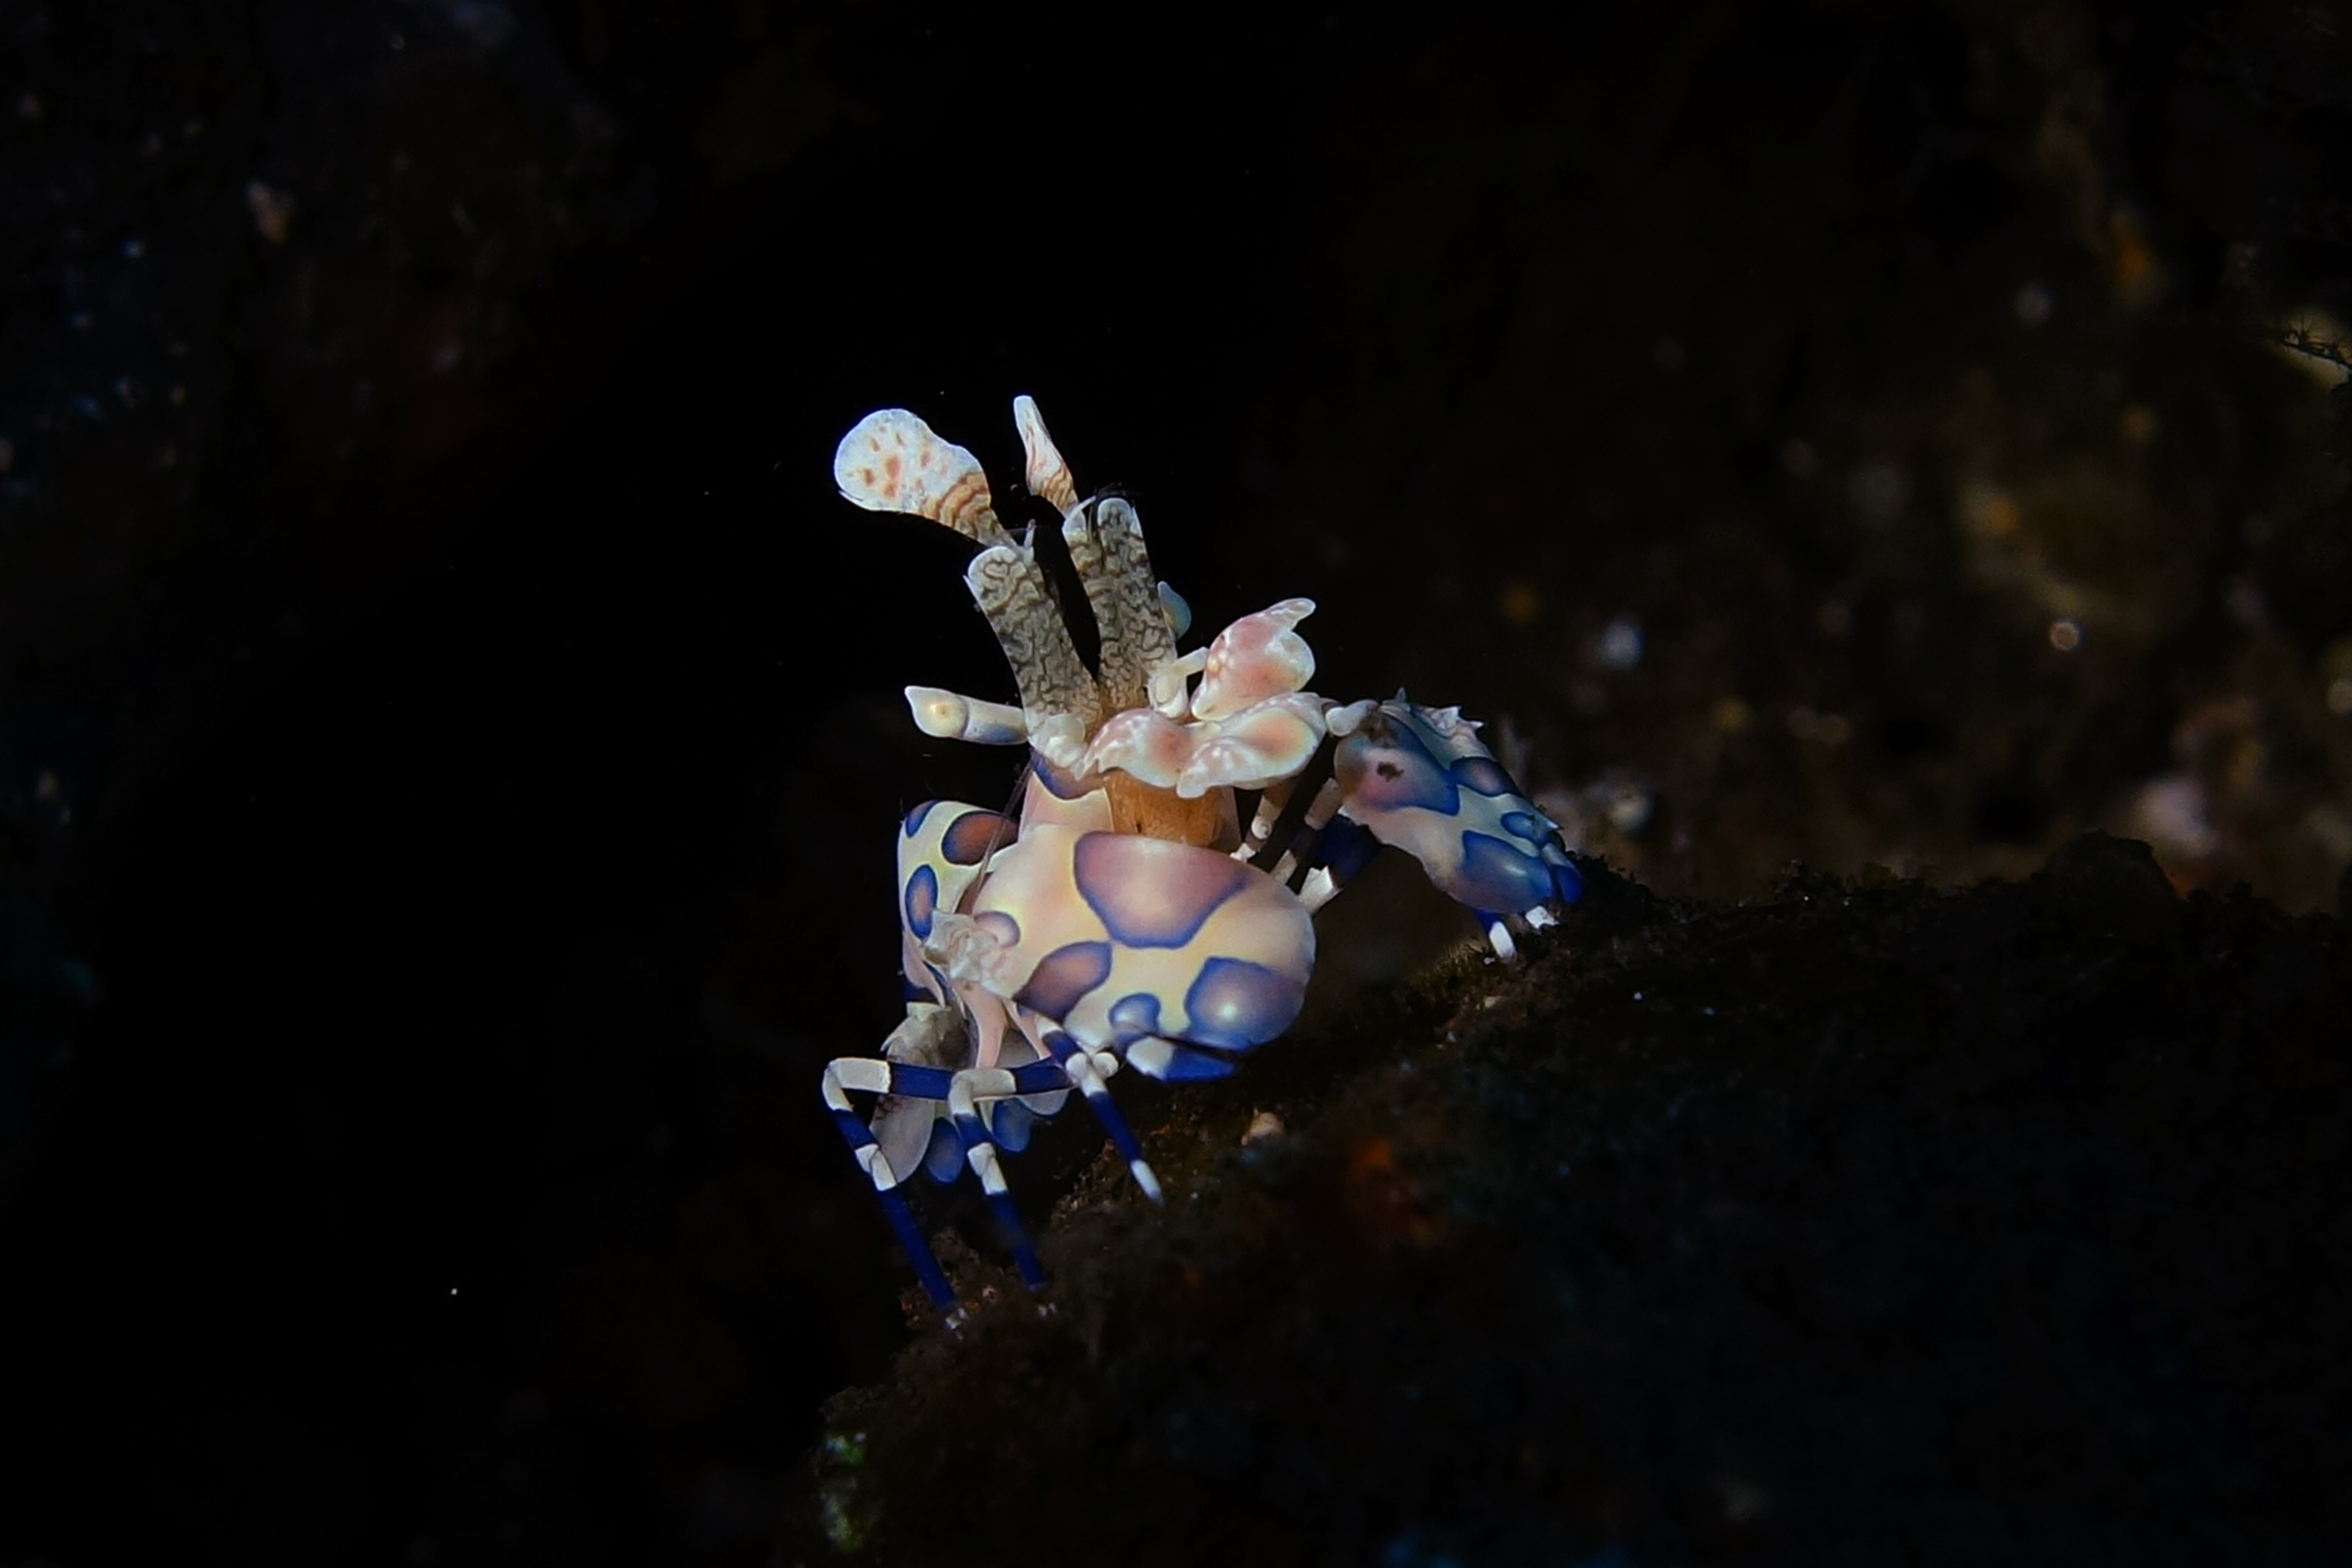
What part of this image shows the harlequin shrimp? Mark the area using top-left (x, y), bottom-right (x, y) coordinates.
top-left (820, 397), bottom-right (1582, 1308)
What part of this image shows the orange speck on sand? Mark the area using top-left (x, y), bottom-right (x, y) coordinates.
top-left (1343, 1135), bottom-right (1442, 1246)
top-left (1978, 492), bottom-right (2021, 539)
top-left (2108, 207), bottom-right (2167, 309)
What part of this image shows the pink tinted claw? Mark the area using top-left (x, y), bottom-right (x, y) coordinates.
top-left (1190, 599), bottom-right (1318, 722)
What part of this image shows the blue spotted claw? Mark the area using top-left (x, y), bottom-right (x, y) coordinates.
top-left (1327, 696), bottom-right (1582, 959)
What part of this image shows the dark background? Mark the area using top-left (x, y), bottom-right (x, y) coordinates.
top-left (1, 3), bottom-right (2347, 1564)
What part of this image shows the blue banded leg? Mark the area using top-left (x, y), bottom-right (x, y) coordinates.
top-left (1265, 777), bottom-right (1344, 895)
top-left (946, 1068), bottom-right (1048, 1289)
top-left (1295, 808), bottom-right (1380, 913)
top-left (1034, 1026), bottom-right (1164, 1204)
top-left (1123, 1035), bottom-right (1243, 1085)
top-left (1237, 778), bottom-right (1299, 861)
top-left (823, 1056), bottom-right (957, 1308)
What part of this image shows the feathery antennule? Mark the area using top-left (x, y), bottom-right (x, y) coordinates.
top-left (965, 541), bottom-right (1101, 766)
top-left (1020, 396), bottom-right (1178, 717)
top-left (1068, 495), bottom-right (1178, 714)
top-left (833, 408), bottom-right (1013, 547)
